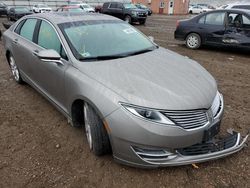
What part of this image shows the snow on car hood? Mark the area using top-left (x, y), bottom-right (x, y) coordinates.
top-left (76, 47), bottom-right (217, 110)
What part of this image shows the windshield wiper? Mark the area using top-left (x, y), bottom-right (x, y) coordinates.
top-left (79, 54), bottom-right (127, 61)
top-left (126, 48), bottom-right (155, 56)
top-left (78, 47), bottom-right (157, 61)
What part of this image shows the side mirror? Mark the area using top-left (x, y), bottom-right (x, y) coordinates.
top-left (148, 36), bottom-right (154, 42)
top-left (36, 49), bottom-right (64, 65)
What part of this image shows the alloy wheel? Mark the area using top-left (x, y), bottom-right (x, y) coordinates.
top-left (84, 103), bottom-right (93, 150)
top-left (9, 56), bottom-right (20, 82)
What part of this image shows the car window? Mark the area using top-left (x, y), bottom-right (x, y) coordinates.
top-left (103, 3), bottom-right (109, 9)
top-left (38, 21), bottom-right (67, 59)
top-left (117, 3), bottom-right (123, 9)
top-left (205, 12), bottom-right (225, 25)
top-left (243, 15), bottom-right (250, 27)
top-left (19, 19), bottom-right (37, 41)
top-left (198, 15), bottom-right (205, 24)
top-left (232, 5), bottom-right (250, 10)
top-left (109, 3), bottom-right (117, 9)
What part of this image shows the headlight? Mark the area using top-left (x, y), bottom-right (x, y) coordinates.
top-left (131, 11), bottom-right (138, 16)
top-left (120, 103), bottom-right (175, 125)
top-left (211, 91), bottom-right (223, 118)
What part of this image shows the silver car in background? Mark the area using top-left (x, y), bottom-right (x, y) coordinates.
top-left (3, 13), bottom-right (248, 168)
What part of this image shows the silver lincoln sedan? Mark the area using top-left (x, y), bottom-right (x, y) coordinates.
top-left (3, 12), bottom-right (248, 168)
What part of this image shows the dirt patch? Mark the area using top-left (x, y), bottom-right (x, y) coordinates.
top-left (0, 15), bottom-right (249, 188)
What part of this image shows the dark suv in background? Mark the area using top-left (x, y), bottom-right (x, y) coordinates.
top-left (0, 2), bottom-right (7, 16)
top-left (101, 2), bottom-right (147, 24)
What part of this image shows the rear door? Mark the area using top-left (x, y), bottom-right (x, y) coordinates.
top-left (197, 12), bottom-right (226, 44)
top-left (224, 12), bottom-right (250, 47)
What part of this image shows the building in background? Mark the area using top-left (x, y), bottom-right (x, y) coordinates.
top-left (132, 0), bottom-right (189, 14)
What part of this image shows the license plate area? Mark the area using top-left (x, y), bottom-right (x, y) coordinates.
top-left (203, 121), bottom-right (221, 142)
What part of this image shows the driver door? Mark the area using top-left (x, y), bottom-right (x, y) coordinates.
top-left (31, 20), bottom-right (69, 111)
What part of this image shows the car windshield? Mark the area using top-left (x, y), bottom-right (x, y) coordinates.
top-left (124, 3), bottom-right (137, 9)
top-left (59, 21), bottom-right (156, 61)
top-left (139, 4), bottom-right (147, 9)
top-left (15, 7), bottom-right (29, 12)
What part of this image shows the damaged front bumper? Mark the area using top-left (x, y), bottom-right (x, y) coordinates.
top-left (115, 130), bottom-right (248, 168)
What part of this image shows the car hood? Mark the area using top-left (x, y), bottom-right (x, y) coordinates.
top-left (76, 47), bottom-right (217, 110)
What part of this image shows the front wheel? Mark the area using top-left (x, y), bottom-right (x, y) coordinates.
top-left (83, 103), bottom-right (111, 156)
top-left (9, 55), bottom-right (24, 84)
top-left (124, 15), bottom-right (132, 24)
top-left (185, 33), bottom-right (201, 49)
top-left (139, 20), bottom-right (146, 25)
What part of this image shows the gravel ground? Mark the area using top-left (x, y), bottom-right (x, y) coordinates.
top-left (0, 14), bottom-right (249, 188)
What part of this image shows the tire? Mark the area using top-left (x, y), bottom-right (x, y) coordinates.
top-left (83, 102), bottom-right (111, 156)
top-left (124, 15), bottom-right (132, 24)
top-left (139, 20), bottom-right (146, 25)
top-left (189, 10), bottom-right (193, 14)
top-left (185, 33), bottom-right (201, 49)
top-left (8, 54), bottom-right (24, 84)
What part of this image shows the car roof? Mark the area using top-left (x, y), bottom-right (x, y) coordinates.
top-left (199, 9), bottom-right (250, 16)
top-left (25, 12), bottom-right (121, 24)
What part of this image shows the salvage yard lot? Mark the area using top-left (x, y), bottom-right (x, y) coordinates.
top-left (0, 14), bottom-right (249, 187)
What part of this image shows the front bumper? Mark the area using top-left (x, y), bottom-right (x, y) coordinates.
top-left (106, 94), bottom-right (248, 168)
top-left (112, 131), bottom-right (248, 168)
top-left (131, 16), bottom-right (147, 22)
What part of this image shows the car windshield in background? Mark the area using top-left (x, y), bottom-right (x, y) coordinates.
top-left (140, 4), bottom-right (147, 9)
top-left (59, 21), bottom-right (156, 61)
top-left (124, 3), bottom-right (137, 9)
top-left (15, 7), bottom-right (29, 12)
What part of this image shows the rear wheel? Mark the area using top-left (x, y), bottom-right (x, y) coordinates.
top-left (186, 33), bottom-right (201, 49)
top-left (83, 102), bottom-right (111, 156)
top-left (124, 15), bottom-right (132, 24)
top-left (9, 54), bottom-right (24, 84)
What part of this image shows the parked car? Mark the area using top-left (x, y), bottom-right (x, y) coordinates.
top-left (188, 5), bottom-right (204, 14)
top-left (3, 12), bottom-right (248, 168)
top-left (198, 4), bottom-right (215, 12)
top-left (32, 4), bottom-right (52, 13)
top-left (7, 7), bottom-right (32, 21)
top-left (218, 2), bottom-right (250, 10)
top-left (175, 9), bottom-right (250, 49)
top-left (69, 2), bottom-right (95, 12)
top-left (0, 2), bottom-right (7, 16)
top-left (135, 3), bottom-right (152, 15)
top-left (102, 2), bottom-right (147, 24)
top-left (57, 5), bottom-right (84, 13)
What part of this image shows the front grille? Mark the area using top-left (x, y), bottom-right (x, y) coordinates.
top-left (162, 110), bottom-right (209, 130)
top-left (177, 132), bottom-right (238, 156)
top-left (138, 13), bottom-right (146, 17)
